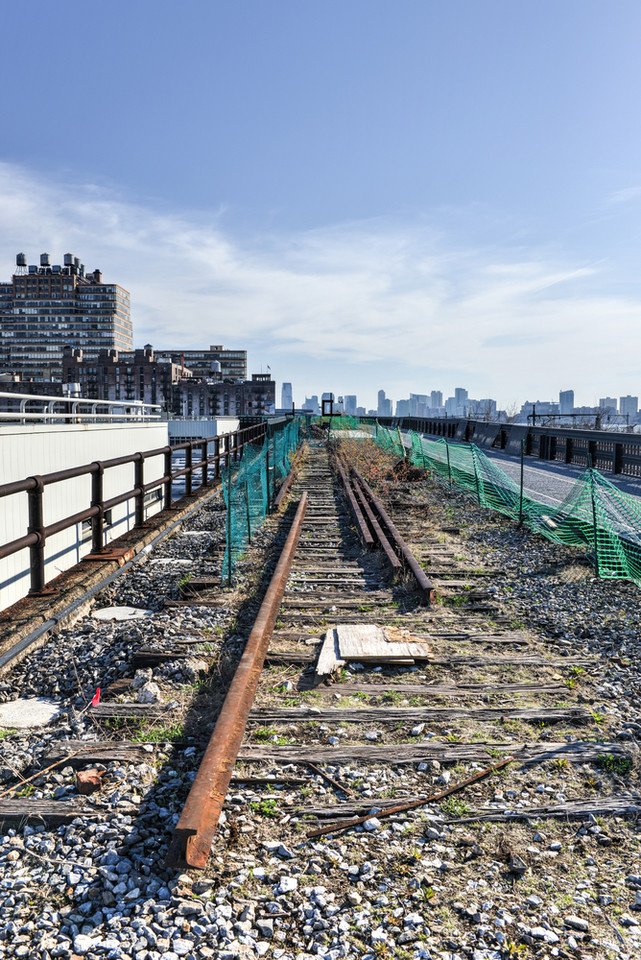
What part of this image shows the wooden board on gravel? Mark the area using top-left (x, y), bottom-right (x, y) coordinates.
top-left (316, 629), bottom-right (345, 676)
top-left (446, 795), bottom-right (641, 823)
top-left (238, 740), bottom-right (629, 765)
top-left (0, 801), bottom-right (110, 824)
top-left (295, 794), bottom-right (641, 822)
top-left (335, 624), bottom-right (431, 661)
top-left (249, 705), bottom-right (592, 724)
top-left (45, 741), bottom-right (158, 765)
top-left (314, 681), bottom-right (569, 697)
top-left (265, 649), bottom-right (593, 667)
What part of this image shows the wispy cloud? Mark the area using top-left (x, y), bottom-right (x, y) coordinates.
top-left (0, 161), bottom-right (638, 407)
top-left (608, 185), bottom-right (641, 205)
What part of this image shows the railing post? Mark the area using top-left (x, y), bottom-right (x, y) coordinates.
top-left (201, 440), bottom-right (208, 486)
top-left (186, 445), bottom-right (193, 496)
top-left (135, 454), bottom-right (145, 527)
top-left (214, 437), bottom-right (221, 479)
top-left (614, 443), bottom-right (623, 475)
top-left (226, 466), bottom-right (233, 586)
top-left (445, 438), bottom-right (452, 489)
top-left (91, 462), bottom-right (105, 552)
top-left (27, 476), bottom-right (46, 594)
top-left (565, 437), bottom-right (573, 464)
top-left (589, 469), bottom-right (600, 579)
top-left (518, 439), bottom-right (525, 527)
top-left (245, 479), bottom-right (252, 543)
top-left (164, 447), bottom-right (173, 509)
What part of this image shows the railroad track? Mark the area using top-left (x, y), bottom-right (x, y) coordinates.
top-left (1, 435), bottom-right (639, 956)
top-left (159, 440), bottom-right (634, 868)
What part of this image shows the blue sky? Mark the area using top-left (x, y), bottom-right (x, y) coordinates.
top-left (1, 1), bottom-right (641, 410)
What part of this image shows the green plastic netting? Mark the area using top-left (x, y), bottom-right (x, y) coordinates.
top-left (222, 417), bottom-right (304, 581)
top-left (370, 422), bottom-right (641, 584)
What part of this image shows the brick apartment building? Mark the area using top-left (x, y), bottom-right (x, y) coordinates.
top-left (0, 252), bottom-right (132, 381)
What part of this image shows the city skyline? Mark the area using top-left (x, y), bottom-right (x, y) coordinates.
top-left (284, 381), bottom-right (640, 418)
top-left (1, 4), bottom-right (641, 408)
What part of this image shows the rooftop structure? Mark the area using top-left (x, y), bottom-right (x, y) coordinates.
top-left (159, 345), bottom-right (247, 381)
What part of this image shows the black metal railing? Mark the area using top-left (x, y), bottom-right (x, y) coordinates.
top-left (365, 415), bottom-right (641, 479)
top-left (0, 420), bottom-right (269, 596)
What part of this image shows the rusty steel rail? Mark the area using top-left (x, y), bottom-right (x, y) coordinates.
top-left (351, 474), bottom-right (401, 569)
top-left (352, 466), bottom-right (436, 603)
top-left (335, 456), bottom-right (374, 548)
top-left (165, 493), bottom-right (308, 870)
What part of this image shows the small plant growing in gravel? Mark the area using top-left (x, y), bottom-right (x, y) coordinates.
top-left (591, 710), bottom-right (606, 725)
top-left (596, 754), bottom-right (632, 775)
top-left (251, 798), bottom-right (278, 818)
top-left (131, 721), bottom-right (183, 742)
top-left (253, 726), bottom-right (276, 742)
top-left (440, 797), bottom-right (471, 816)
top-left (15, 783), bottom-right (35, 797)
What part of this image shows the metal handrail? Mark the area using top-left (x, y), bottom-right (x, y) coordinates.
top-left (0, 391), bottom-right (161, 424)
top-left (0, 419), bottom-right (272, 595)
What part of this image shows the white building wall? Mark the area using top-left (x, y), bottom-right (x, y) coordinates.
top-left (0, 421), bottom-right (168, 609)
top-left (167, 418), bottom-right (240, 443)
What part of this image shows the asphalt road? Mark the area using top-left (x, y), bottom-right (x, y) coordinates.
top-left (483, 449), bottom-right (641, 506)
top-left (406, 430), bottom-right (641, 507)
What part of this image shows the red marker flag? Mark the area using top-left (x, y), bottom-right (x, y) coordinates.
top-left (91, 688), bottom-right (101, 706)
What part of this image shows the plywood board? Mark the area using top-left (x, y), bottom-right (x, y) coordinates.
top-left (335, 624), bottom-right (430, 661)
top-left (315, 629), bottom-right (345, 676)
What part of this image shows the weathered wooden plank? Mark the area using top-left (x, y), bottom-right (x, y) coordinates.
top-left (316, 681), bottom-right (568, 697)
top-left (296, 794), bottom-right (641, 823)
top-left (45, 741), bottom-right (159, 765)
top-left (447, 795), bottom-right (641, 824)
top-left (315, 629), bottom-right (345, 677)
top-left (238, 740), bottom-right (627, 765)
top-left (90, 704), bottom-right (170, 720)
top-left (0, 801), bottom-right (107, 824)
top-left (249, 705), bottom-right (591, 724)
top-left (335, 624), bottom-right (431, 661)
top-left (132, 648), bottom-right (191, 666)
top-left (264, 650), bottom-right (592, 668)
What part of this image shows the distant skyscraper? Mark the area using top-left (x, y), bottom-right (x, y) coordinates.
top-left (377, 389), bottom-right (392, 417)
top-left (409, 393), bottom-right (428, 416)
top-left (454, 387), bottom-right (468, 406)
top-left (344, 394), bottom-right (357, 416)
top-left (620, 395), bottom-right (639, 418)
top-left (430, 390), bottom-right (443, 408)
top-left (281, 382), bottom-right (293, 409)
top-left (599, 397), bottom-right (617, 413)
top-left (559, 390), bottom-right (574, 415)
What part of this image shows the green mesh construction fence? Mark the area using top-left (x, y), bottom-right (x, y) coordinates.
top-left (370, 423), bottom-right (641, 585)
top-left (222, 417), bottom-right (304, 582)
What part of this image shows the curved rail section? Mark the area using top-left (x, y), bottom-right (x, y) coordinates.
top-left (166, 493), bottom-right (308, 870)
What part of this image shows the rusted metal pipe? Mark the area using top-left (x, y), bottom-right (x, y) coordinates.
top-left (165, 493), bottom-right (308, 870)
top-left (307, 754), bottom-right (514, 838)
